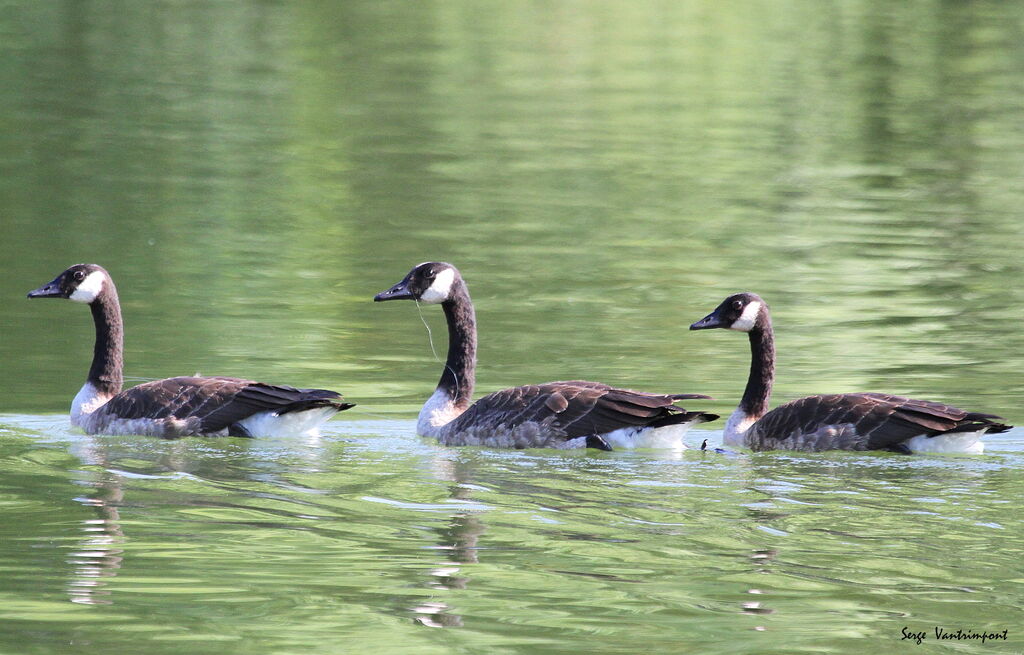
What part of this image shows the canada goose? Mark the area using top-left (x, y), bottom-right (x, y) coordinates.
top-left (27, 264), bottom-right (353, 438)
top-left (690, 293), bottom-right (1011, 453)
top-left (374, 262), bottom-right (717, 450)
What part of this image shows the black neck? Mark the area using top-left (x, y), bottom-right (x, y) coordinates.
top-left (438, 280), bottom-right (476, 409)
top-left (741, 317), bottom-right (775, 418)
top-left (88, 287), bottom-right (124, 396)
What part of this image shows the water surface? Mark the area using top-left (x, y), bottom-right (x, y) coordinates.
top-left (1, 417), bottom-right (1022, 655)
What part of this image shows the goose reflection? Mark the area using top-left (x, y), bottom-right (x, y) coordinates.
top-left (66, 439), bottom-right (126, 605)
top-left (412, 454), bottom-right (490, 628)
top-left (64, 434), bottom-right (261, 606)
top-left (740, 549), bottom-right (778, 630)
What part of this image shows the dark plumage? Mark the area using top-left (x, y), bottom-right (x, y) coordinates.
top-left (690, 293), bottom-right (1011, 453)
top-left (101, 376), bottom-right (349, 437)
top-left (750, 392), bottom-right (1010, 453)
top-left (28, 264), bottom-right (353, 438)
top-left (447, 381), bottom-right (712, 447)
top-left (375, 262), bottom-right (717, 450)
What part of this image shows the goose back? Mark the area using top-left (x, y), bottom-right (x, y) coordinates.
top-left (85, 376), bottom-right (351, 438)
top-left (744, 392), bottom-right (1011, 452)
top-left (439, 381), bottom-right (716, 449)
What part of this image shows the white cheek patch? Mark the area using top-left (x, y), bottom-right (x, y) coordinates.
top-left (730, 301), bottom-right (762, 332)
top-left (419, 268), bottom-right (455, 304)
top-left (69, 271), bottom-right (106, 303)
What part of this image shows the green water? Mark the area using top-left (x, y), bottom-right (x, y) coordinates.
top-left (1, 1), bottom-right (1023, 653)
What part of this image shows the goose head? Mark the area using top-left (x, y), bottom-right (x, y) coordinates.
top-left (27, 264), bottom-right (111, 304)
top-left (374, 262), bottom-right (460, 304)
top-left (690, 293), bottom-right (768, 333)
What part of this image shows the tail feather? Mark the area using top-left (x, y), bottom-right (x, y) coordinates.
top-left (947, 414), bottom-right (1011, 435)
top-left (276, 399), bottom-right (354, 416)
top-left (650, 411), bottom-right (719, 428)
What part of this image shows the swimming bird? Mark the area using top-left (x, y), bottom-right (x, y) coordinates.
top-left (374, 261), bottom-right (717, 450)
top-left (27, 264), bottom-right (353, 438)
top-left (689, 292), bottom-right (1011, 453)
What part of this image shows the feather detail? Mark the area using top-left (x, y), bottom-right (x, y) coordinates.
top-left (439, 380), bottom-right (717, 447)
top-left (87, 376), bottom-right (351, 437)
top-left (744, 392), bottom-right (1010, 452)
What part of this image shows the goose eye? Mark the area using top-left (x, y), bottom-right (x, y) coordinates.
top-left (732, 300), bottom-right (743, 310)
top-left (425, 269), bottom-right (435, 279)
top-left (73, 270), bottom-right (85, 282)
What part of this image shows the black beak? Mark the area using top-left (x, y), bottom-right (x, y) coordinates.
top-left (689, 310), bottom-right (726, 330)
top-left (27, 277), bottom-right (63, 299)
top-left (374, 277), bottom-right (416, 302)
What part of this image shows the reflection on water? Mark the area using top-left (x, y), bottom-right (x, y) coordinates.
top-left (68, 480), bottom-right (124, 605)
top-left (67, 438), bottom-right (126, 605)
top-left (0, 418), bottom-right (1022, 654)
top-left (742, 550), bottom-right (776, 630)
top-left (413, 454), bottom-right (487, 628)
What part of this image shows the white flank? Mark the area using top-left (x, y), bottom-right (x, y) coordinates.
top-left (71, 382), bottom-right (112, 426)
top-left (419, 268), bottom-right (456, 304)
top-left (905, 431), bottom-right (986, 454)
top-left (417, 387), bottom-right (461, 438)
top-left (80, 416), bottom-right (187, 437)
top-left (723, 408), bottom-right (757, 446)
top-left (602, 423), bottom-right (693, 450)
top-left (730, 301), bottom-right (762, 332)
top-left (237, 406), bottom-right (338, 438)
top-left (69, 271), bottom-right (106, 304)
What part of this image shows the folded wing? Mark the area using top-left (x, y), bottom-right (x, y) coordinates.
top-left (450, 380), bottom-right (715, 441)
top-left (101, 376), bottom-right (351, 433)
top-left (755, 392), bottom-right (1010, 450)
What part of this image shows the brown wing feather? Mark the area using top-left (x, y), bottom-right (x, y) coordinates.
top-left (449, 380), bottom-right (715, 441)
top-left (101, 376), bottom-right (349, 433)
top-left (754, 392), bottom-right (1010, 450)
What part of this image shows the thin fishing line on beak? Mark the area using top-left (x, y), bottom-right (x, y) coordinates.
top-left (414, 299), bottom-right (439, 361)
top-left (414, 298), bottom-right (461, 401)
